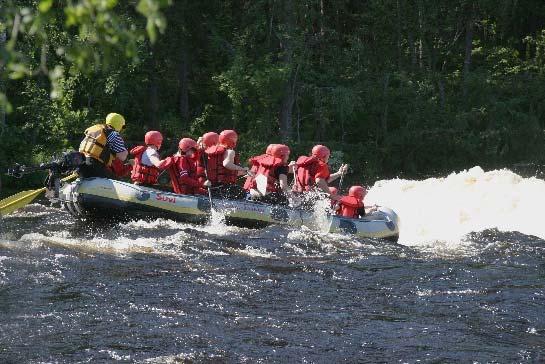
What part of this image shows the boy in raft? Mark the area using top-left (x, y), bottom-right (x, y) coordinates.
top-left (130, 131), bottom-right (170, 186)
top-left (244, 144), bottom-right (291, 205)
top-left (78, 112), bottom-right (129, 179)
top-left (244, 144), bottom-right (277, 186)
top-left (204, 129), bottom-right (253, 199)
top-left (195, 132), bottom-right (219, 185)
top-left (163, 138), bottom-right (211, 195)
top-left (337, 185), bottom-right (378, 218)
top-left (293, 144), bottom-right (348, 196)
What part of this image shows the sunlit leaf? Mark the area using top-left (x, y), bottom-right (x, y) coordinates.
top-left (38, 0), bottom-right (53, 13)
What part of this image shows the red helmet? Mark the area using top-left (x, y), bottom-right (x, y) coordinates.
top-left (272, 144), bottom-right (290, 159)
top-left (348, 185), bottom-right (366, 200)
top-left (178, 138), bottom-right (198, 152)
top-left (311, 144), bottom-right (330, 160)
top-left (266, 144), bottom-right (278, 155)
top-left (219, 129), bottom-right (238, 148)
top-left (144, 131), bottom-right (163, 148)
top-left (202, 132), bottom-right (219, 148)
top-left (328, 187), bottom-right (338, 196)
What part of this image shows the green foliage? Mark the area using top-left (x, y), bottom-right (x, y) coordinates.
top-left (3, 0), bottom-right (545, 193)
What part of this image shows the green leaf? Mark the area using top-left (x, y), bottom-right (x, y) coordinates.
top-left (38, 0), bottom-right (53, 13)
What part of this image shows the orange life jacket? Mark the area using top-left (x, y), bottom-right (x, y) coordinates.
top-left (293, 156), bottom-right (330, 192)
top-left (130, 145), bottom-right (160, 185)
top-left (204, 145), bottom-right (239, 185)
top-left (78, 124), bottom-right (116, 166)
top-left (244, 154), bottom-right (285, 193)
top-left (338, 196), bottom-right (364, 218)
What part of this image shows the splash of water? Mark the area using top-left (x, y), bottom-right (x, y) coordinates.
top-left (366, 166), bottom-right (545, 245)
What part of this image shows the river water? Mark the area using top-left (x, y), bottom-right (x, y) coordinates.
top-left (0, 167), bottom-right (543, 363)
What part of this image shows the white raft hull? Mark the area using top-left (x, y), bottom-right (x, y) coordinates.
top-left (59, 178), bottom-right (399, 241)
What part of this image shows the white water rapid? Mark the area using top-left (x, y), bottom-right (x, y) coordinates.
top-left (366, 166), bottom-right (545, 245)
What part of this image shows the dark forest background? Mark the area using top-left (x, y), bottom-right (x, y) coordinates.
top-left (2, 0), bottom-right (545, 191)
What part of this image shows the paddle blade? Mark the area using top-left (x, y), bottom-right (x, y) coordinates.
top-left (0, 190), bottom-right (36, 209)
top-left (0, 187), bottom-right (45, 217)
top-left (0, 172), bottom-right (77, 217)
top-left (255, 174), bottom-right (268, 197)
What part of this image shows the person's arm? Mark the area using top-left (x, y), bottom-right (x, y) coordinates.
top-left (223, 149), bottom-right (252, 176)
top-left (149, 153), bottom-right (164, 168)
top-left (327, 164), bottom-right (348, 183)
top-left (156, 156), bottom-right (173, 170)
top-left (177, 158), bottom-right (208, 187)
top-left (115, 150), bottom-right (128, 162)
top-left (315, 178), bottom-right (331, 194)
top-left (107, 131), bottom-right (128, 162)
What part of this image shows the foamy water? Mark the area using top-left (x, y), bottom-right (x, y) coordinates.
top-left (366, 166), bottom-right (545, 245)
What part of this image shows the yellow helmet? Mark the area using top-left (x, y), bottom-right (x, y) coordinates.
top-left (105, 113), bottom-right (126, 132)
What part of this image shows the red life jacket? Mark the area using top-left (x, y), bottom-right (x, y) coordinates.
top-left (338, 196), bottom-right (364, 218)
top-left (243, 154), bottom-right (267, 190)
top-left (194, 149), bottom-right (207, 184)
top-left (204, 145), bottom-right (239, 184)
top-left (166, 155), bottom-right (204, 195)
top-left (293, 156), bottom-right (330, 192)
top-left (109, 158), bottom-right (132, 178)
top-left (244, 155), bottom-right (285, 193)
top-left (130, 145), bottom-right (160, 185)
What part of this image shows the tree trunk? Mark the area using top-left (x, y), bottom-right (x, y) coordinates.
top-left (149, 57), bottom-right (159, 129)
top-left (278, 0), bottom-right (296, 141)
top-left (0, 29), bottom-right (6, 129)
top-left (418, 1), bottom-right (424, 70)
top-left (178, 47), bottom-right (189, 125)
top-left (408, 31), bottom-right (417, 69)
top-left (381, 73), bottom-right (390, 138)
top-left (396, 0), bottom-right (402, 69)
top-left (437, 77), bottom-right (446, 108)
top-left (463, 5), bottom-right (475, 97)
top-left (279, 72), bottom-right (295, 142)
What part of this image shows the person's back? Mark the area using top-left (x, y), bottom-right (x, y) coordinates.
top-left (293, 144), bottom-right (349, 196)
top-left (78, 113), bottom-right (128, 179)
top-left (130, 131), bottom-right (167, 186)
top-left (195, 132), bottom-right (219, 184)
top-left (243, 144), bottom-right (275, 191)
top-left (165, 138), bottom-right (209, 195)
top-left (245, 144), bottom-right (291, 205)
top-left (337, 186), bottom-right (366, 218)
top-left (204, 130), bottom-right (251, 199)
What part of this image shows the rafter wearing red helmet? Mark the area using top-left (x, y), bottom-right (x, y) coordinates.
top-left (244, 144), bottom-right (292, 205)
top-left (160, 138), bottom-right (210, 195)
top-left (337, 186), bottom-right (378, 218)
top-left (293, 144), bottom-right (348, 195)
top-left (337, 185), bottom-right (366, 218)
top-left (195, 132), bottom-right (219, 185)
top-left (130, 131), bottom-right (170, 186)
top-left (204, 129), bottom-right (253, 199)
top-left (243, 143), bottom-right (278, 192)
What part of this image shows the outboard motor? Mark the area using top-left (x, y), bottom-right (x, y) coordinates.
top-left (7, 151), bottom-right (84, 199)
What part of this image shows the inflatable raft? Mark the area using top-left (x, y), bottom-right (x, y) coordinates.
top-left (58, 178), bottom-right (400, 241)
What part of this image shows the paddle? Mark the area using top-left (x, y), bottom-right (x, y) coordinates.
top-left (337, 164), bottom-right (347, 193)
top-left (201, 153), bottom-right (214, 209)
top-left (0, 173), bottom-right (78, 217)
